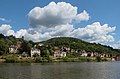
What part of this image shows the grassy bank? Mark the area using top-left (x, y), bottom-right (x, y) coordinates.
top-left (0, 54), bottom-right (112, 63)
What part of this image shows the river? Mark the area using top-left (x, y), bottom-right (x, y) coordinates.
top-left (0, 62), bottom-right (120, 79)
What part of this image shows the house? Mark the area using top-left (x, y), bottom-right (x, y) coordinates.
top-left (9, 41), bottom-right (22, 54)
top-left (111, 57), bottom-right (115, 61)
top-left (54, 50), bottom-right (61, 58)
top-left (38, 43), bottom-right (44, 46)
top-left (53, 50), bottom-right (67, 58)
top-left (91, 52), bottom-right (94, 57)
top-left (61, 47), bottom-right (67, 57)
top-left (9, 45), bottom-right (17, 53)
top-left (100, 53), bottom-right (106, 58)
top-left (71, 49), bottom-right (76, 52)
top-left (60, 52), bottom-right (67, 57)
top-left (16, 41), bottom-right (22, 49)
top-left (81, 50), bottom-right (88, 57)
top-left (81, 52), bottom-right (88, 57)
top-left (30, 48), bottom-right (41, 57)
top-left (115, 54), bottom-right (120, 61)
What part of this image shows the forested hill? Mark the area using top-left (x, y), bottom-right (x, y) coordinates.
top-left (0, 33), bottom-right (120, 55)
top-left (0, 34), bottom-right (33, 55)
top-left (41, 37), bottom-right (120, 54)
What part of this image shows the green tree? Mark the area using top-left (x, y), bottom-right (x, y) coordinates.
top-left (96, 56), bottom-right (101, 62)
top-left (20, 41), bottom-right (32, 54)
top-left (0, 39), bottom-right (8, 55)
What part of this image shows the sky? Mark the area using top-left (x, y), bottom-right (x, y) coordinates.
top-left (0, 0), bottom-right (120, 49)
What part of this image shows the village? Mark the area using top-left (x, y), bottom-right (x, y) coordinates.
top-left (5, 41), bottom-right (120, 63)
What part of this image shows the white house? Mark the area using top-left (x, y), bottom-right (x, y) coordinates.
top-left (9, 45), bottom-right (17, 53)
top-left (81, 52), bottom-right (88, 57)
top-left (60, 52), bottom-right (67, 57)
top-left (38, 43), bottom-right (44, 46)
top-left (81, 50), bottom-right (88, 57)
top-left (30, 48), bottom-right (41, 57)
top-left (91, 52), bottom-right (94, 57)
top-left (54, 50), bottom-right (67, 58)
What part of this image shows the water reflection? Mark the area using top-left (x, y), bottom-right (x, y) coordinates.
top-left (0, 62), bottom-right (120, 79)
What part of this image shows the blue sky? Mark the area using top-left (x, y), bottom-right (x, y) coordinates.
top-left (0, 0), bottom-right (120, 49)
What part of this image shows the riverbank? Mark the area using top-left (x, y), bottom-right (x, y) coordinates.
top-left (0, 55), bottom-right (114, 63)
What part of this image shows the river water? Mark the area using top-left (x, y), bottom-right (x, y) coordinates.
top-left (0, 62), bottom-right (120, 79)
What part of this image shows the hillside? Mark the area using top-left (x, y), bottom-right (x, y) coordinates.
top-left (41, 37), bottom-right (120, 54)
top-left (0, 33), bottom-right (120, 55)
top-left (0, 34), bottom-right (33, 55)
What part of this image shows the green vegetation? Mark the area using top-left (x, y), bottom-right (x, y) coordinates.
top-left (5, 55), bottom-right (18, 63)
top-left (0, 34), bottom-right (119, 63)
top-left (34, 57), bottom-right (42, 63)
top-left (78, 57), bottom-right (92, 62)
top-left (96, 56), bottom-right (101, 62)
top-left (41, 37), bottom-right (120, 54)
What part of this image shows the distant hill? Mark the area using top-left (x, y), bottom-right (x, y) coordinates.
top-left (40, 37), bottom-right (120, 54)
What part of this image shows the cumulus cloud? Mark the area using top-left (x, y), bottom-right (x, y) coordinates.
top-left (0, 22), bottom-right (116, 44)
top-left (111, 41), bottom-right (120, 49)
top-left (14, 29), bottom-right (41, 42)
top-left (0, 24), bottom-right (40, 42)
top-left (0, 24), bottom-right (15, 36)
top-left (0, 2), bottom-right (117, 47)
top-left (15, 22), bottom-right (115, 43)
top-left (28, 2), bottom-right (90, 28)
top-left (49, 24), bottom-right (74, 37)
top-left (71, 22), bottom-right (116, 43)
top-left (75, 10), bottom-right (90, 22)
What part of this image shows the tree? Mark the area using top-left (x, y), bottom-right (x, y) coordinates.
top-left (20, 41), bottom-right (32, 54)
top-left (0, 39), bottom-right (8, 55)
top-left (40, 47), bottom-right (50, 57)
top-left (96, 56), bottom-right (101, 62)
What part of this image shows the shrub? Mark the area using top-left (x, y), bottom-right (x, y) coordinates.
top-left (61, 57), bottom-right (69, 62)
top-left (78, 57), bottom-right (87, 62)
top-left (35, 57), bottom-right (42, 63)
top-left (96, 56), bottom-right (101, 62)
top-left (46, 56), bottom-right (53, 62)
top-left (102, 58), bottom-right (108, 61)
top-left (5, 56), bottom-right (18, 63)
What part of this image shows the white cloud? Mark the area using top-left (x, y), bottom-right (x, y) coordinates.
top-left (0, 2), bottom-right (117, 48)
top-left (75, 10), bottom-right (90, 22)
top-left (50, 24), bottom-right (74, 37)
top-left (0, 18), bottom-right (6, 22)
top-left (28, 2), bottom-right (90, 28)
top-left (0, 24), bottom-right (15, 36)
top-left (15, 29), bottom-right (41, 42)
top-left (0, 17), bottom-right (10, 22)
top-left (23, 22), bottom-right (115, 43)
top-left (71, 22), bottom-right (116, 43)
top-left (0, 22), bottom-right (116, 45)
top-left (15, 29), bottom-right (27, 38)
top-left (0, 24), bottom-right (40, 42)
top-left (111, 41), bottom-right (120, 49)
top-left (6, 30), bottom-right (15, 36)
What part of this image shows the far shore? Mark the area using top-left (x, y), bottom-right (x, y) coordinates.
top-left (0, 55), bottom-right (116, 63)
